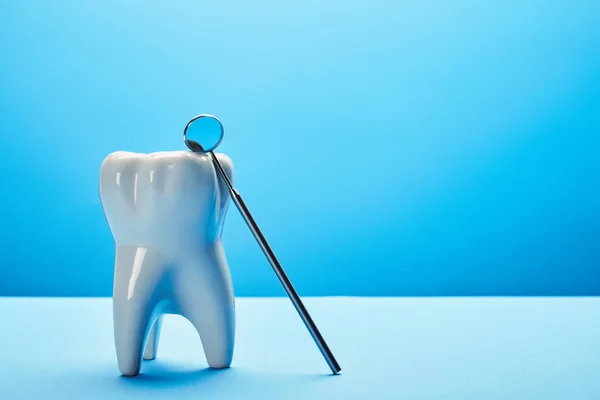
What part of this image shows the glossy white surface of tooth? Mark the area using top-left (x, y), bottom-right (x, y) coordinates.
top-left (99, 151), bottom-right (235, 377)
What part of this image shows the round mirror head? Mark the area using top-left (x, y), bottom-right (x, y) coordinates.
top-left (183, 114), bottom-right (224, 153)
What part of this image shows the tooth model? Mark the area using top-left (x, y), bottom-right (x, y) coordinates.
top-left (99, 151), bottom-right (235, 376)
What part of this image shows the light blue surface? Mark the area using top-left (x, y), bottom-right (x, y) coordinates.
top-left (0, 1), bottom-right (599, 296)
top-left (1, 297), bottom-right (599, 399)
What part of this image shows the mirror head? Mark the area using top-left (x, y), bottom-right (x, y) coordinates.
top-left (183, 114), bottom-right (224, 153)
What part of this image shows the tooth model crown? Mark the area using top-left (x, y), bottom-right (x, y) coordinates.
top-left (100, 151), bottom-right (235, 377)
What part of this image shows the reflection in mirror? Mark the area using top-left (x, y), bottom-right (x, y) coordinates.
top-left (184, 115), bottom-right (224, 153)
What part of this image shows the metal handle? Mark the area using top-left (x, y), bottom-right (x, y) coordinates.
top-left (209, 152), bottom-right (341, 374)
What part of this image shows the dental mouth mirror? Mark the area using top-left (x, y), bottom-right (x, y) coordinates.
top-left (183, 114), bottom-right (341, 375)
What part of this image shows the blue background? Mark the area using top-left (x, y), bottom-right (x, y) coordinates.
top-left (0, 1), bottom-right (598, 296)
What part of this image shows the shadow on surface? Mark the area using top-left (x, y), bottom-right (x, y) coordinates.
top-left (118, 361), bottom-right (230, 387)
top-left (63, 360), bottom-right (341, 400)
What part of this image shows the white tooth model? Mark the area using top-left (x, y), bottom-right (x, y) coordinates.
top-left (99, 151), bottom-right (235, 377)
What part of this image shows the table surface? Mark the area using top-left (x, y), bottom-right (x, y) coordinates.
top-left (0, 297), bottom-right (598, 399)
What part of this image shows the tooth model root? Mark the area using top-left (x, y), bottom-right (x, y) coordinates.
top-left (112, 246), bottom-right (236, 376)
top-left (175, 256), bottom-right (235, 369)
top-left (112, 246), bottom-right (165, 376)
top-left (143, 316), bottom-right (162, 361)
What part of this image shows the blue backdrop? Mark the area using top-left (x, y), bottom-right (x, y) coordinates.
top-left (0, 1), bottom-right (598, 296)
